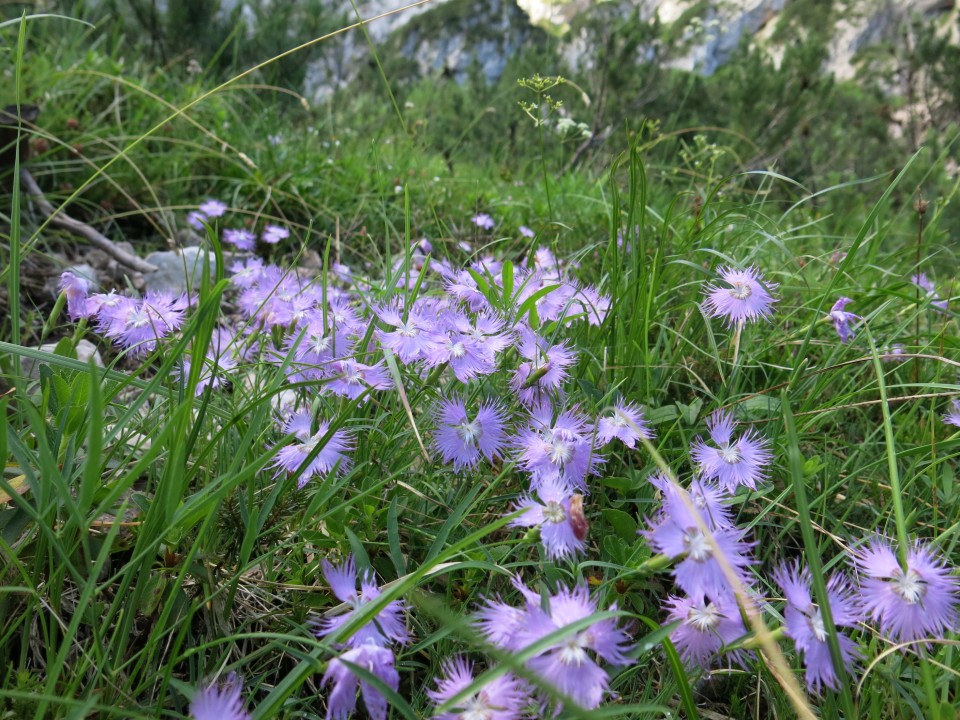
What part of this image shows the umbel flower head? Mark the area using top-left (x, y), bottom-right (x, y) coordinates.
top-left (853, 537), bottom-right (959, 643)
top-left (773, 562), bottom-right (861, 693)
top-left (703, 265), bottom-right (778, 326)
top-left (690, 410), bottom-right (772, 493)
top-left (190, 673), bottom-right (250, 720)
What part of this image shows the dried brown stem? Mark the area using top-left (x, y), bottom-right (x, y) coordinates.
top-left (18, 168), bottom-right (157, 274)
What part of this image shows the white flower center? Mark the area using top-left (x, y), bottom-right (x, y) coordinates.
top-left (461, 698), bottom-right (492, 720)
top-left (807, 606), bottom-right (827, 643)
top-left (729, 281), bottom-right (752, 300)
top-left (558, 636), bottom-right (589, 666)
top-left (688, 602), bottom-right (721, 632)
top-left (450, 341), bottom-right (466, 358)
top-left (309, 335), bottom-right (331, 353)
top-left (683, 530), bottom-right (713, 562)
top-left (892, 568), bottom-right (926, 605)
top-left (543, 501), bottom-right (566, 524)
top-left (456, 420), bottom-right (480, 446)
top-left (129, 309), bottom-right (152, 328)
top-left (398, 323), bottom-right (418, 338)
top-left (548, 435), bottom-right (573, 465)
top-left (718, 444), bottom-right (742, 464)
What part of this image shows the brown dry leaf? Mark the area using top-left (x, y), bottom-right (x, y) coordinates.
top-left (0, 474), bottom-right (29, 505)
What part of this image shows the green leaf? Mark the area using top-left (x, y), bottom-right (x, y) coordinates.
top-left (602, 508), bottom-right (638, 541)
top-left (646, 405), bottom-right (679, 425)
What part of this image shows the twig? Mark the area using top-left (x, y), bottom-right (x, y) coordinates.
top-left (18, 168), bottom-right (157, 274)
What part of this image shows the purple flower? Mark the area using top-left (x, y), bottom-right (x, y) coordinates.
top-left (315, 554), bottom-right (408, 648)
top-left (187, 210), bottom-right (207, 230)
top-left (432, 396), bottom-right (508, 471)
top-left (912, 272), bottom-right (948, 312)
top-left (514, 274), bottom-right (577, 324)
top-left (528, 247), bottom-right (560, 276)
top-left (181, 347), bottom-right (239, 396)
top-left (703, 266), bottom-right (778, 326)
top-left (665, 592), bottom-right (750, 669)
top-left (229, 257), bottom-right (267, 289)
top-left (514, 404), bottom-right (603, 492)
top-left (375, 302), bottom-right (438, 364)
top-left (471, 213), bottom-right (495, 230)
top-left (422, 322), bottom-right (493, 382)
top-left (854, 537), bottom-right (959, 643)
top-left (199, 199), bottom-right (228, 218)
top-left (881, 343), bottom-right (907, 362)
top-left (444, 270), bottom-right (491, 313)
top-left (648, 473), bottom-right (734, 531)
top-left (223, 228), bottom-right (256, 251)
top-left (644, 482), bottom-right (754, 599)
top-left (463, 314), bottom-right (514, 358)
top-left (58, 270), bottom-right (95, 320)
top-left (943, 399), bottom-right (960, 428)
top-left (519, 225), bottom-right (535, 239)
top-left (261, 224), bottom-right (290, 244)
top-left (99, 291), bottom-right (187, 357)
top-left (690, 411), bottom-right (771, 493)
top-left (773, 562), bottom-right (861, 693)
top-left (190, 673), bottom-right (250, 720)
top-left (569, 285), bottom-right (610, 326)
top-left (596, 400), bottom-right (654, 449)
top-left (913, 272), bottom-right (937, 295)
top-left (273, 411), bottom-right (354, 488)
top-left (325, 360), bottom-right (393, 401)
top-left (427, 657), bottom-right (529, 720)
top-left (322, 644), bottom-right (398, 720)
top-left (828, 296), bottom-right (859, 344)
top-left (477, 579), bottom-right (633, 711)
top-left (510, 474), bottom-right (587, 560)
top-left (511, 329), bottom-right (576, 406)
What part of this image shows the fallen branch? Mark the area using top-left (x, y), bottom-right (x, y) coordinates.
top-left (18, 168), bottom-right (157, 274)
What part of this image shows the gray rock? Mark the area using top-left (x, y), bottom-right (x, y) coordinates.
top-left (143, 247), bottom-right (217, 294)
top-left (23, 339), bottom-right (104, 380)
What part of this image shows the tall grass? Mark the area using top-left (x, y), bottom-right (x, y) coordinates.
top-left (2, 7), bottom-right (960, 720)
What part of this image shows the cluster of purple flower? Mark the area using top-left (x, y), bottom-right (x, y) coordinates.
top-left (643, 265), bottom-right (960, 693)
top-left (470, 211), bottom-right (536, 240)
top-left (649, 411), bottom-right (959, 693)
top-left (187, 199), bottom-right (292, 250)
top-left (58, 272), bottom-right (189, 357)
top-left (59, 229), bottom-right (960, 714)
